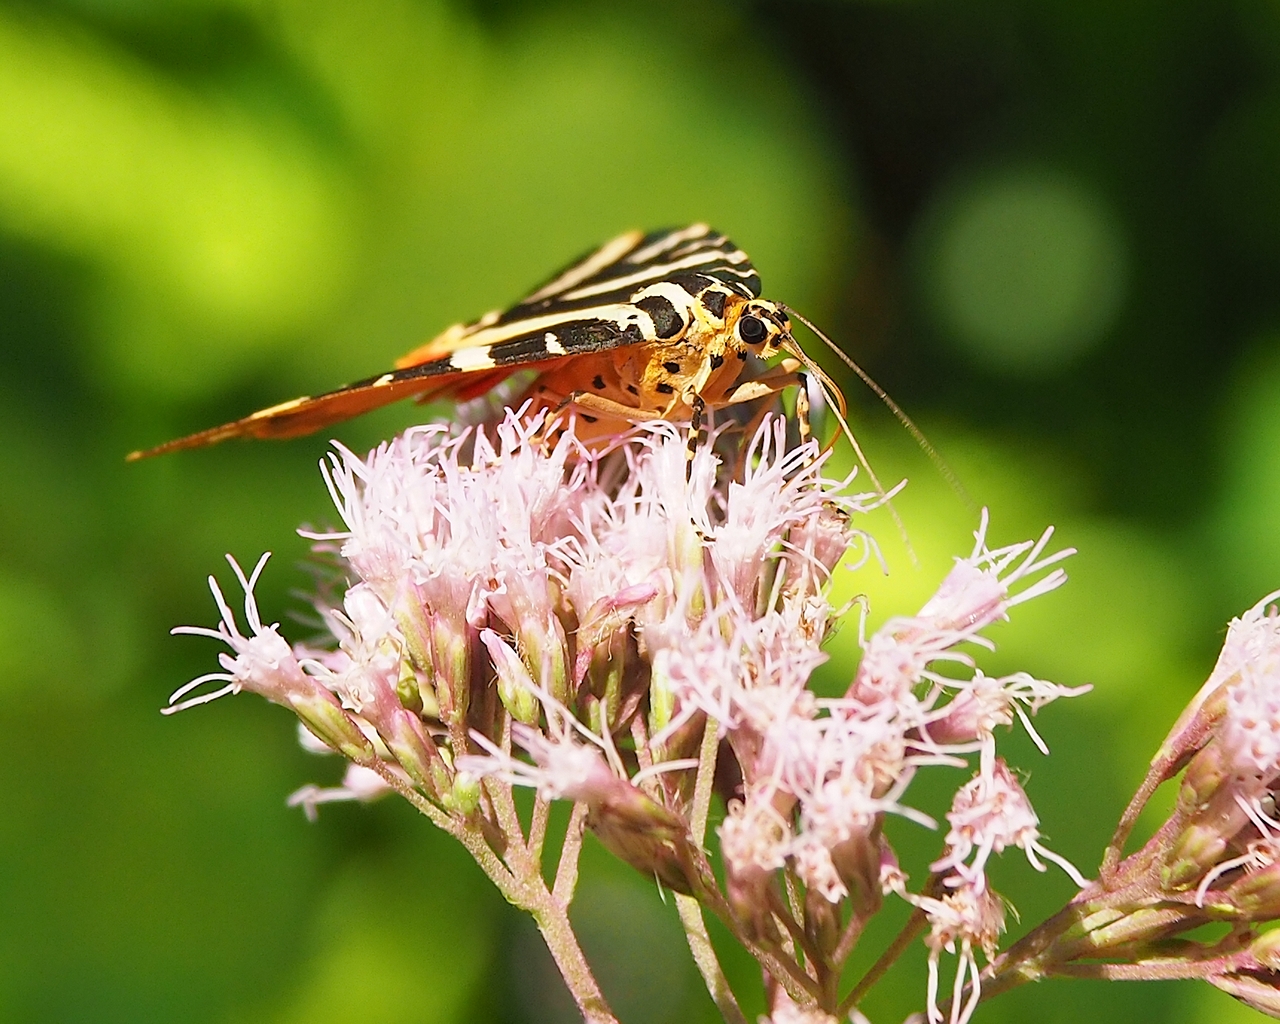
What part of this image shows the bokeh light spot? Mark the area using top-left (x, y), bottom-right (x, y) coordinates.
top-left (918, 167), bottom-right (1127, 375)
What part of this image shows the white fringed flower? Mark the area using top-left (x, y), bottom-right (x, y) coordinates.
top-left (171, 408), bottom-right (1090, 1024)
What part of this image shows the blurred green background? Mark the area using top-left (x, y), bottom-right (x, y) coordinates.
top-left (2, 0), bottom-right (1279, 1021)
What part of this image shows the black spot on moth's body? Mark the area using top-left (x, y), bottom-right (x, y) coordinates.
top-left (626, 384), bottom-right (640, 396)
top-left (701, 290), bottom-right (727, 318)
top-left (655, 382), bottom-right (675, 395)
top-left (662, 361), bottom-right (682, 375)
top-left (635, 295), bottom-right (685, 339)
top-left (592, 374), bottom-right (606, 390)
top-left (736, 350), bottom-right (749, 361)
top-left (580, 414), bottom-right (599, 423)
top-left (709, 353), bottom-right (725, 369)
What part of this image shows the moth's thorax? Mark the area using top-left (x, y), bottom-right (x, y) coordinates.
top-left (632, 290), bottom-right (789, 389)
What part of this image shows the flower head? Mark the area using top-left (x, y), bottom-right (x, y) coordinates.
top-left (167, 552), bottom-right (305, 712)
top-left (169, 408), bottom-right (1087, 1024)
top-left (932, 759), bottom-right (1086, 891)
top-left (912, 881), bottom-right (1006, 1024)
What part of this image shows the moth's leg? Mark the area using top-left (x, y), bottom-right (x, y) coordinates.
top-left (553, 390), bottom-right (656, 423)
top-left (717, 363), bottom-right (805, 441)
top-left (712, 362), bottom-right (817, 476)
top-left (686, 394), bottom-right (705, 482)
top-left (796, 374), bottom-right (813, 449)
top-left (554, 387), bottom-right (706, 484)
top-left (717, 363), bottom-right (804, 408)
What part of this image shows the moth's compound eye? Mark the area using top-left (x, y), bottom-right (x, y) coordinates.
top-left (738, 315), bottom-right (768, 345)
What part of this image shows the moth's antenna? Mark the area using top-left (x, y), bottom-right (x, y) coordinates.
top-left (813, 370), bottom-right (917, 565)
top-left (777, 326), bottom-right (916, 563)
top-left (781, 305), bottom-right (973, 512)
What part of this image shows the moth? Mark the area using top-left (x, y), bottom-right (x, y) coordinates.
top-left (128, 224), bottom-right (862, 463)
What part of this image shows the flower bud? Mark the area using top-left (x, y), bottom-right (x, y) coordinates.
top-left (1076, 906), bottom-right (1191, 954)
top-left (379, 707), bottom-right (443, 794)
top-left (444, 771), bottom-right (481, 816)
top-left (516, 611), bottom-right (571, 707)
top-left (1179, 742), bottom-right (1231, 813)
top-left (429, 612), bottom-right (472, 724)
top-left (1209, 970), bottom-right (1280, 1017)
top-left (480, 629), bottom-right (540, 726)
top-left (804, 887), bottom-right (841, 957)
top-left (587, 781), bottom-right (697, 896)
top-left (1251, 928), bottom-right (1280, 970)
top-left (1164, 783), bottom-right (1253, 889)
top-left (286, 687), bottom-right (376, 763)
top-left (831, 826), bottom-right (886, 917)
top-left (1225, 861), bottom-right (1280, 918)
top-left (647, 655), bottom-right (677, 739)
top-left (394, 651), bottom-right (424, 714)
top-left (1162, 824), bottom-right (1230, 890)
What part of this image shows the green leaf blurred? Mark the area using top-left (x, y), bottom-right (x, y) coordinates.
top-left (0, 0), bottom-right (1276, 1021)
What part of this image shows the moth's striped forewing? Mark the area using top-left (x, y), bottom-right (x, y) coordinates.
top-left (127, 225), bottom-right (787, 460)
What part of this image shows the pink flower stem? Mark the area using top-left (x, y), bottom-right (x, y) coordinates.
top-left (552, 803), bottom-right (588, 905)
top-left (967, 861), bottom-right (1259, 1011)
top-left (832, 905), bottom-right (869, 966)
top-left (684, 847), bottom-right (822, 1003)
top-left (1092, 809), bottom-right (1198, 900)
top-left (482, 717), bottom-right (531, 850)
top-left (690, 715), bottom-right (720, 842)
top-left (975, 903), bottom-right (1085, 1002)
top-left (672, 721), bottom-right (826, 1004)
top-left (527, 794), bottom-right (552, 860)
top-left (484, 774), bottom-right (528, 850)
top-left (767, 885), bottom-right (825, 981)
top-left (675, 716), bottom-right (750, 1023)
top-left (980, 889), bottom-right (1237, 1000)
top-left (1050, 949), bottom-right (1250, 983)
top-left (527, 889), bottom-right (619, 1024)
top-left (1100, 781), bottom-right (1161, 879)
top-left (676, 894), bottom-right (749, 1024)
top-left (838, 906), bottom-right (928, 1017)
top-left (370, 758), bottom-right (617, 1022)
top-left (504, 802), bottom-right (615, 1023)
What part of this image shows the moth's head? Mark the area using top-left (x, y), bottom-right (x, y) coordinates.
top-left (729, 299), bottom-right (792, 357)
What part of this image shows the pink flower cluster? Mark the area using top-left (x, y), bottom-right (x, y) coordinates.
top-left (169, 408), bottom-right (1089, 1024)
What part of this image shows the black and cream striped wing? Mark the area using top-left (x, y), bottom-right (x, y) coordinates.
top-left (394, 224), bottom-right (760, 365)
top-left (128, 225), bottom-right (758, 460)
top-left (502, 223), bottom-right (762, 317)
